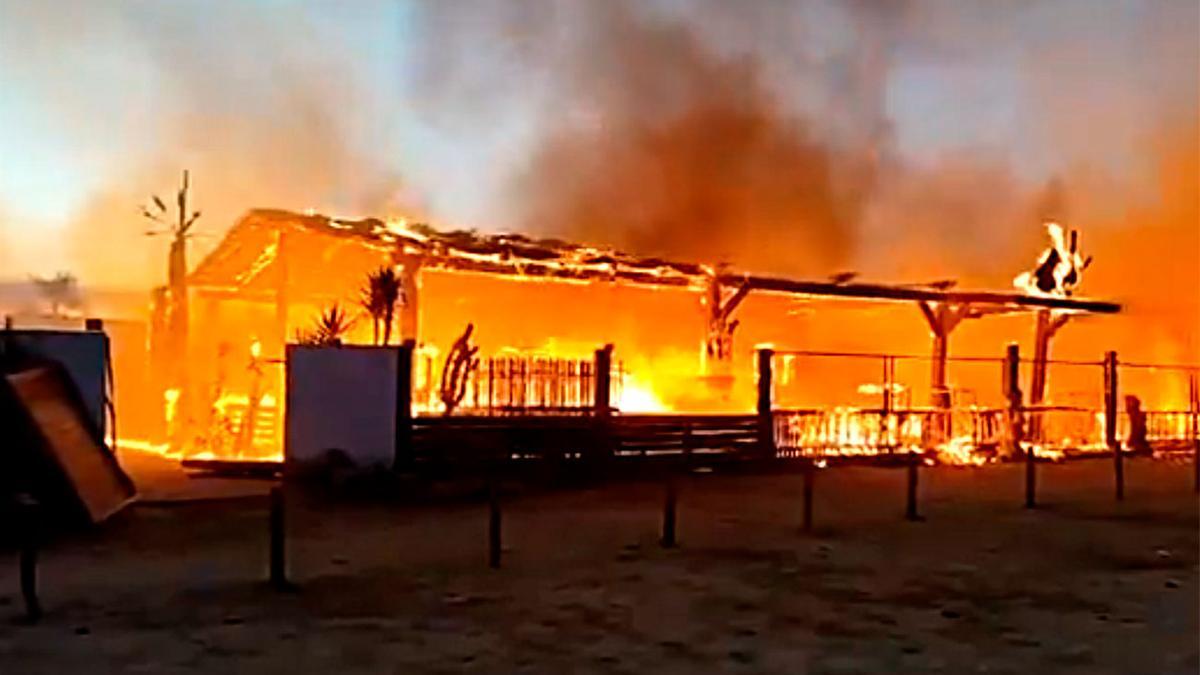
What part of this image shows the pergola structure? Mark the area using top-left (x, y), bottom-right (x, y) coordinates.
top-left (190, 209), bottom-right (1121, 419)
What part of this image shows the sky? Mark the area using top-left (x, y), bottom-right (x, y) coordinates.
top-left (0, 0), bottom-right (1195, 287)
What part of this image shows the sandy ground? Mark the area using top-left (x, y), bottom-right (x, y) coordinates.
top-left (0, 458), bottom-right (1196, 674)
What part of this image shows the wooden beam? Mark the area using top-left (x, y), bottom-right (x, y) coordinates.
top-left (723, 274), bottom-right (1121, 314)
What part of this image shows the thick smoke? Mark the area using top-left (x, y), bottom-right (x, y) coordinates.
top-left (412, 1), bottom-right (905, 276)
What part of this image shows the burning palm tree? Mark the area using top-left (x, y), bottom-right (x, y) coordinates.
top-left (142, 170), bottom-right (201, 378)
top-left (361, 266), bottom-right (402, 345)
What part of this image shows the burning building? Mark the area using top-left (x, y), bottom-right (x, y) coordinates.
top-left (145, 207), bottom-right (1147, 466)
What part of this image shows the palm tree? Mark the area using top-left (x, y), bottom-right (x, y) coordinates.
top-left (362, 267), bottom-right (402, 345)
top-left (142, 171), bottom-right (201, 359)
top-left (297, 304), bottom-right (355, 346)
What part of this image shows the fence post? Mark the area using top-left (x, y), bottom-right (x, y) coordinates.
top-left (1104, 351), bottom-right (1122, 501)
top-left (268, 486), bottom-right (289, 590)
top-left (488, 475), bottom-right (502, 569)
top-left (1190, 374), bottom-right (1199, 494)
top-left (757, 348), bottom-right (775, 459)
top-left (393, 340), bottom-right (415, 471)
top-left (905, 456), bottom-right (921, 521)
top-left (661, 470), bottom-right (678, 548)
top-left (17, 496), bottom-right (42, 623)
top-left (802, 460), bottom-right (815, 533)
top-left (1004, 343), bottom-right (1034, 508)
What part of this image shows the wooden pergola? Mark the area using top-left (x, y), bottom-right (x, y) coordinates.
top-left (190, 209), bottom-right (1121, 416)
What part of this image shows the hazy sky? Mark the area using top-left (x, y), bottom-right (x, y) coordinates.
top-left (0, 0), bottom-right (1195, 282)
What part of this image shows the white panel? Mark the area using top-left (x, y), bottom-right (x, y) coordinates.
top-left (285, 345), bottom-right (398, 469)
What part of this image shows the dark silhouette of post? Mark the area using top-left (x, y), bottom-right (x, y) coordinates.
top-left (268, 486), bottom-right (287, 590)
top-left (393, 340), bottom-right (414, 471)
top-left (1190, 374), bottom-right (1199, 494)
top-left (905, 457), bottom-right (920, 521)
top-left (801, 461), bottom-right (815, 533)
top-left (1104, 351), bottom-right (1122, 501)
top-left (593, 344), bottom-right (614, 458)
top-left (488, 477), bottom-right (502, 569)
top-left (660, 471), bottom-right (678, 548)
top-left (18, 496), bottom-right (42, 622)
top-left (1004, 344), bottom-right (1034, 508)
top-left (757, 348), bottom-right (775, 458)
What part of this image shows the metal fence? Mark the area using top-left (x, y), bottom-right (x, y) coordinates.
top-left (415, 353), bottom-right (609, 416)
top-left (769, 349), bottom-right (1199, 462)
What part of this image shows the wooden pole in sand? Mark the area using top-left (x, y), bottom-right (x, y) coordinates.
top-left (905, 456), bottom-right (921, 522)
top-left (802, 460), bottom-right (815, 533)
top-left (661, 470), bottom-right (678, 548)
top-left (1104, 351), bottom-right (1122, 501)
top-left (488, 457), bottom-right (502, 569)
top-left (268, 486), bottom-right (288, 590)
top-left (18, 496), bottom-right (42, 623)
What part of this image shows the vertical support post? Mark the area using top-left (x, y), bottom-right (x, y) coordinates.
top-left (268, 486), bottom-right (287, 590)
top-left (17, 496), bottom-right (42, 623)
top-left (1190, 373), bottom-right (1199, 494)
top-left (905, 458), bottom-right (920, 522)
top-left (393, 340), bottom-right (414, 471)
top-left (757, 348), bottom-right (775, 458)
top-left (661, 471), bottom-right (677, 548)
top-left (1104, 351), bottom-right (1122, 501)
top-left (594, 344), bottom-right (614, 459)
top-left (1005, 344), bottom-right (1034, 508)
top-left (594, 344), bottom-right (613, 414)
top-left (488, 477), bottom-right (502, 569)
top-left (801, 461), bottom-right (815, 533)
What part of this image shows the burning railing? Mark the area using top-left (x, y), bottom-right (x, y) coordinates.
top-left (414, 352), bottom-right (607, 416)
top-left (769, 349), bottom-right (1200, 465)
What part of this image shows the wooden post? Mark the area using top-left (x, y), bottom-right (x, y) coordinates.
top-left (661, 472), bottom-right (677, 548)
top-left (905, 458), bottom-right (920, 522)
top-left (268, 486), bottom-right (287, 590)
top-left (1004, 343), bottom-right (1034, 508)
top-left (393, 340), bottom-right (414, 471)
top-left (593, 345), bottom-right (614, 459)
top-left (1028, 310), bottom-right (1070, 444)
top-left (801, 461), bottom-right (815, 533)
top-left (594, 344), bottom-right (613, 414)
top-left (17, 496), bottom-right (42, 623)
top-left (488, 477), bottom-right (502, 569)
top-left (1104, 351), bottom-right (1122, 501)
top-left (1190, 374), bottom-right (1199, 494)
top-left (918, 302), bottom-right (968, 445)
top-left (757, 348), bottom-right (775, 458)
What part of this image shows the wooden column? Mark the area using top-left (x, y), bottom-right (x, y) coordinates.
top-left (1004, 344), bottom-right (1034, 508)
top-left (1104, 351), bottom-right (1122, 501)
top-left (393, 340), bottom-right (414, 471)
top-left (918, 302), bottom-right (970, 445)
top-left (593, 344), bottom-right (614, 459)
top-left (594, 344), bottom-right (613, 414)
top-left (757, 348), bottom-right (775, 458)
top-left (1028, 309), bottom-right (1070, 442)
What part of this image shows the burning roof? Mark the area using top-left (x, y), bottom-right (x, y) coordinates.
top-left (191, 209), bottom-right (1120, 315)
